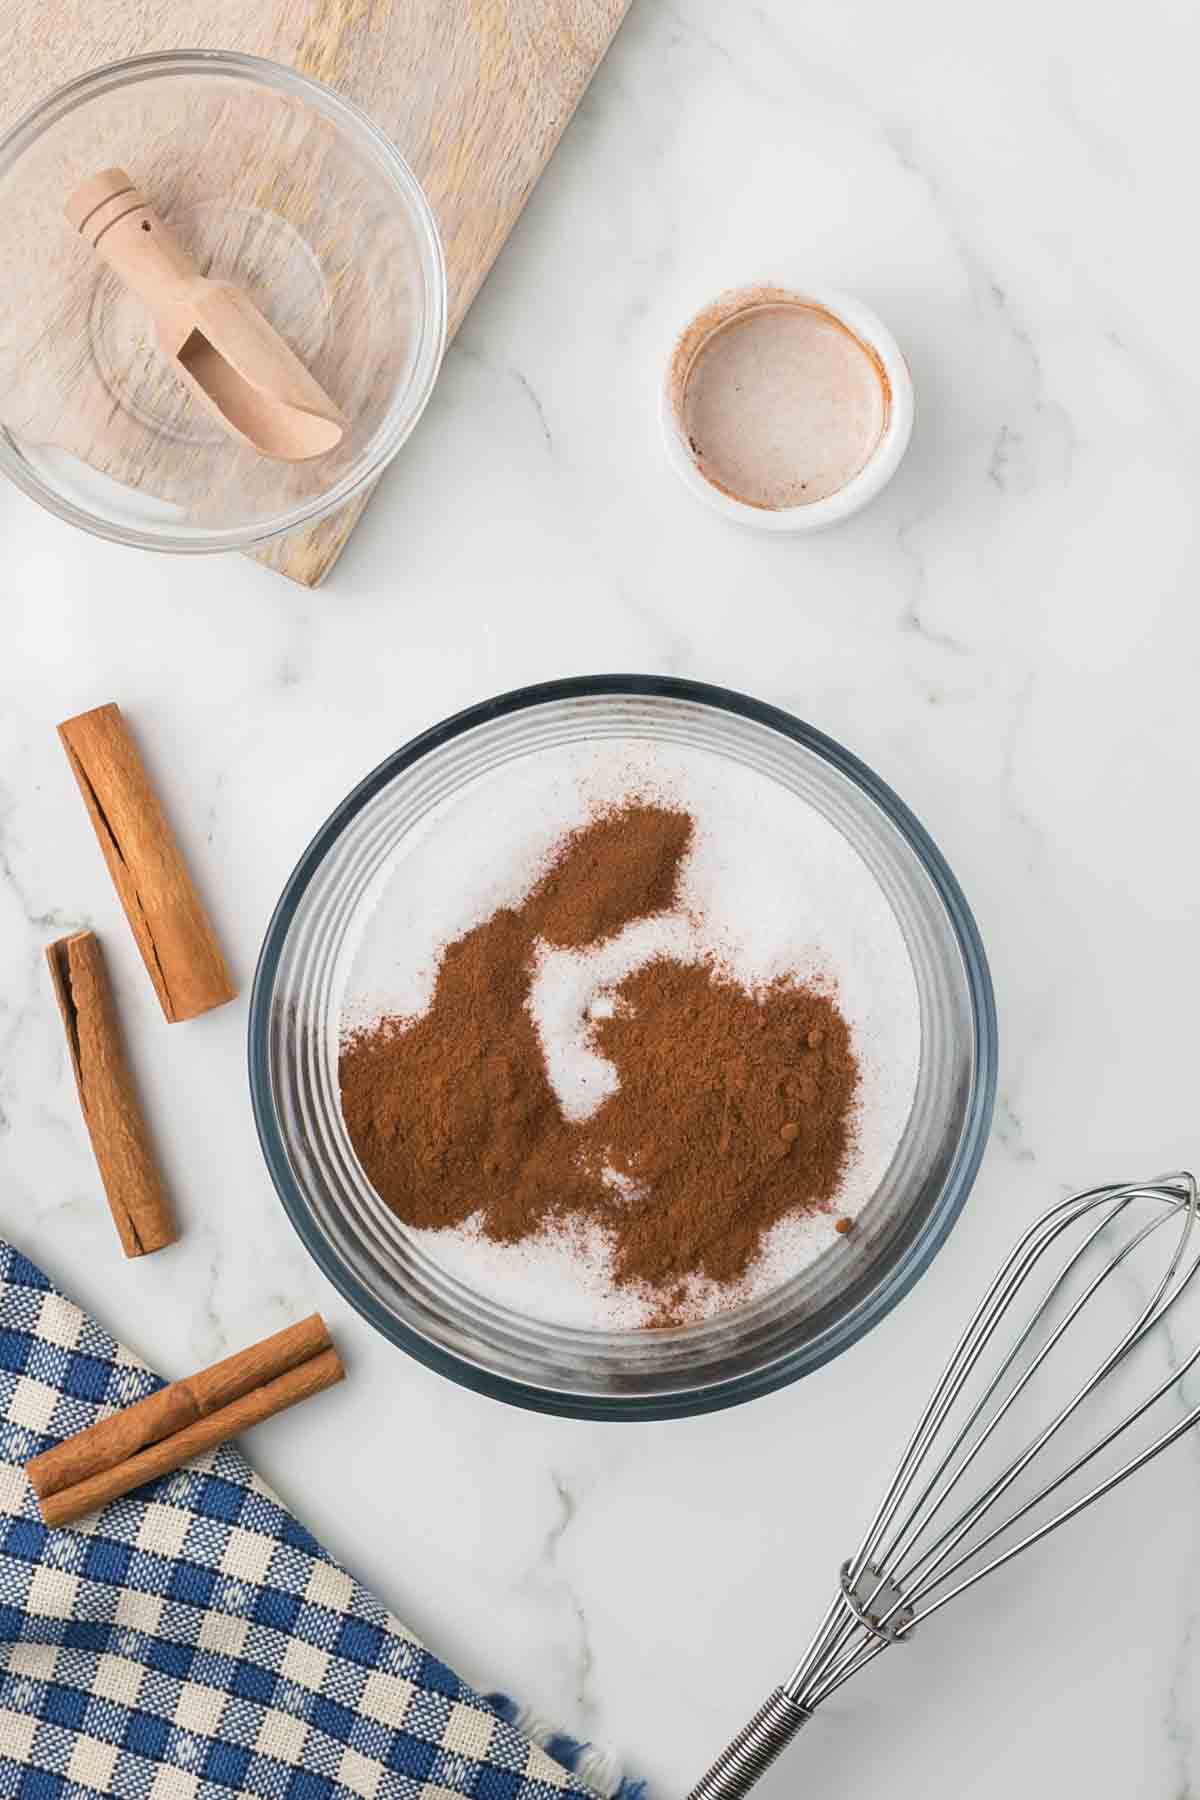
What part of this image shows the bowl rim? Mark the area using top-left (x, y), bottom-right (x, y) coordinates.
top-left (0, 48), bottom-right (448, 553)
top-left (249, 674), bottom-right (998, 1419)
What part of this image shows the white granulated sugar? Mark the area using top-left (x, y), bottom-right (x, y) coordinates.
top-left (527, 911), bottom-right (702, 1124)
top-left (340, 738), bottom-right (921, 1330)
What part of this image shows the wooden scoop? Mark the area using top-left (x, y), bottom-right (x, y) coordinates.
top-left (65, 168), bottom-right (346, 462)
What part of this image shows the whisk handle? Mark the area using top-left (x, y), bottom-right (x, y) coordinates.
top-left (686, 1688), bottom-right (812, 1800)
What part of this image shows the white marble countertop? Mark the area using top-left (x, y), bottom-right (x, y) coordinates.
top-left (3, 1), bottom-right (1199, 1794)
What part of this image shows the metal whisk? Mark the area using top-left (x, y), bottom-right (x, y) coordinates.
top-left (688, 1173), bottom-right (1200, 1800)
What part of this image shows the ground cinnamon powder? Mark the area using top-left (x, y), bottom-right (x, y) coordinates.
top-left (339, 802), bottom-right (859, 1314)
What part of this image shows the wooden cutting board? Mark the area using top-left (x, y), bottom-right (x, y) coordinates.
top-left (0, 0), bottom-right (631, 585)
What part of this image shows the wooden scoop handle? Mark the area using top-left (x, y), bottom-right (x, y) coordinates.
top-left (66, 167), bottom-right (199, 310)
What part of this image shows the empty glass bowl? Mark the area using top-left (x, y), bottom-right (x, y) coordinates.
top-left (0, 51), bottom-right (446, 551)
top-left (250, 677), bottom-right (997, 1418)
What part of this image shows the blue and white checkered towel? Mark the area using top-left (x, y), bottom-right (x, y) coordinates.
top-left (0, 1243), bottom-right (608, 1800)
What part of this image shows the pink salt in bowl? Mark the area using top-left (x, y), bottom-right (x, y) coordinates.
top-left (660, 284), bottom-right (914, 533)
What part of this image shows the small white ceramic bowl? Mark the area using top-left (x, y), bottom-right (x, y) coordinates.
top-left (660, 284), bottom-right (914, 533)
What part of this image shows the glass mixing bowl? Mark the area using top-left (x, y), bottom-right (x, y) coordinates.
top-left (0, 51), bottom-right (446, 551)
top-left (250, 677), bottom-right (997, 1419)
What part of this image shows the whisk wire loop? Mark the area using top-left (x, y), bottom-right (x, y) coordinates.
top-left (883, 1196), bottom-right (1195, 1599)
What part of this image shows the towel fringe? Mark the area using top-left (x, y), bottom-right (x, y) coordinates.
top-left (486, 1693), bottom-right (647, 1800)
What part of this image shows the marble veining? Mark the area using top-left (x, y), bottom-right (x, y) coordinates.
top-left (3, 0), bottom-right (1200, 1794)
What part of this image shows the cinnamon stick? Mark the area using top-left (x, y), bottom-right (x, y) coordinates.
top-left (46, 931), bottom-right (176, 1257)
top-left (57, 703), bottom-right (236, 1022)
top-left (36, 1352), bottom-right (343, 1529)
top-left (27, 1317), bottom-right (342, 1529)
top-left (28, 1313), bottom-right (331, 1500)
